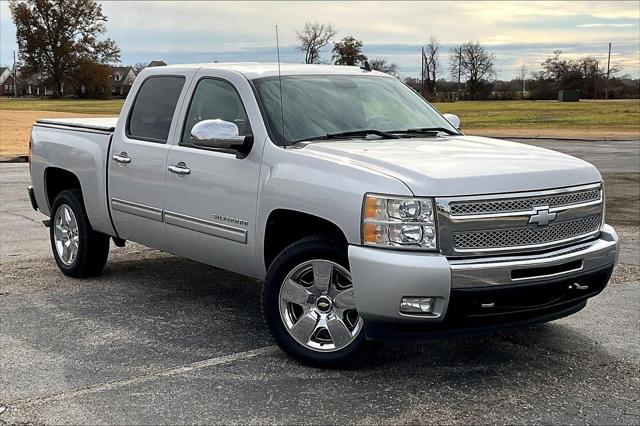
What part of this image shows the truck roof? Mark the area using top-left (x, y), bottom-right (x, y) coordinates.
top-left (159, 62), bottom-right (391, 80)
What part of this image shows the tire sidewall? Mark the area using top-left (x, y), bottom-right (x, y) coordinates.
top-left (263, 236), bottom-right (366, 367)
top-left (50, 190), bottom-right (90, 276)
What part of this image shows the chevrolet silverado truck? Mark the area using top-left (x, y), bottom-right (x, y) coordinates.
top-left (28, 63), bottom-right (619, 366)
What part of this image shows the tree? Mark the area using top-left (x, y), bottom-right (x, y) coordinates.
top-left (68, 59), bottom-right (111, 98)
top-left (540, 50), bottom-right (575, 82)
top-left (423, 37), bottom-right (439, 94)
top-left (10, 0), bottom-right (120, 98)
top-left (450, 41), bottom-right (495, 100)
top-left (132, 62), bottom-right (147, 74)
top-left (535, 51), bottom-right (623, 99)
top-left (295, 22), bottom-right (336, 64)
top-left (332, 36), bottom-right (367, 66)
top-left (369, 57), bottom-right (399, 77)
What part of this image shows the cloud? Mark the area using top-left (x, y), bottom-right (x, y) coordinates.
top-left (1, 1), bottom-right (639, 78)
top-left (578, 23), bottom-right (636, 27)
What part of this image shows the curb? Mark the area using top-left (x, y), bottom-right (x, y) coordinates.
top-left (0, 156), bottom-right (29, 163)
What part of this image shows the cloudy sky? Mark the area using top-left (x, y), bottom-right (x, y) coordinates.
top-left (1, 1), bottom-right (639, 79)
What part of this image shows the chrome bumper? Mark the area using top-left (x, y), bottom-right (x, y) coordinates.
top-left (348, 225), bottom-right (618, 324)
top-left (449, 224), bottom-right (618, 288)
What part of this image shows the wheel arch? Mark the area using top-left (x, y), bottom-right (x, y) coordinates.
top-left (44, 167), bottom-right (83, 211)
top-left (263, 209), bottom-right (349, 272)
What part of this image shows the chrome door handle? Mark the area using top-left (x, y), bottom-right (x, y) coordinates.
top-left (112, 153), bottom-right (131, 164)
top-left (168, 164), bottom-right (191, 175)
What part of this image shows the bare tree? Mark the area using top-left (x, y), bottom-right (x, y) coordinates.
top-left (295, 22), bottom-right (336, 64)
top-left (517, 64), bottom-right (528, 98)
top-left (369, 57), bottom-right (399, 77)
top-left (423, 37), bottom-right (439, 94)
top-left (132, 62), bottom-right (147, 74)
top-left (450, 41), bottom-right (495, 100)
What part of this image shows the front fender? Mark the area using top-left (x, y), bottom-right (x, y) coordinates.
top-left (254, 141), bottom-right (411, 279)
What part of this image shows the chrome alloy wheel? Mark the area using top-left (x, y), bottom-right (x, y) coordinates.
top-left (278, 260), bottom-right (363, 352)
top-left (53, 204), bottom-right (79, 265)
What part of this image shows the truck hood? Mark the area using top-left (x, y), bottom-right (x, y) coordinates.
top-left (302, 135), bottom-right (601, 196)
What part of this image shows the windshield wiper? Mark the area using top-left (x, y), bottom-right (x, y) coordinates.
top-left (401, 127), bottom-right (460, 136)
top-left (292, 129), bottom-right (400, 144)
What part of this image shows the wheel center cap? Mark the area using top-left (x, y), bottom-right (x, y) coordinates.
top-left (316, 296), bottom-right (333, 312)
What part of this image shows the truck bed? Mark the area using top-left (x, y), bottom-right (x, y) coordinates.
top-left (30, 117), bottom-right (118, 237)
top-left (36, 117), bottom-right (118, 133)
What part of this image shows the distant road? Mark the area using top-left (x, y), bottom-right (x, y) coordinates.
top-left (511, 138), bottom-right (640, 174)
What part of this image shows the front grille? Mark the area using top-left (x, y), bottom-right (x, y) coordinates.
top-left (450, 188), bottom-right (601, 216)
top-left (454, 215), bottom-right (601, 250)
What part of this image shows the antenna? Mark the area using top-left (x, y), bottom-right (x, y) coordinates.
top-left (275, 25), bottom-right (286, 147)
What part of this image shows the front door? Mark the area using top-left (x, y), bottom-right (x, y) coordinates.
top-left (109, 75), bottom-right (188, 249)
top-left (163, 75), bottom-right (262, 276)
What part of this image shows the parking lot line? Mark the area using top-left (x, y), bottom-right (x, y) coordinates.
top-left (8, 345), bottom-right (279, 408)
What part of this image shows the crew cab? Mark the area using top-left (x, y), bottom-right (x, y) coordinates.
top-left (28, 63), bottom-right (619, 366)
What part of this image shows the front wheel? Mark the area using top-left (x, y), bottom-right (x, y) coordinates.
top-left (262, 236), bottom-right (366, 367)
top-left (50, 189), bottom-right (110, 277)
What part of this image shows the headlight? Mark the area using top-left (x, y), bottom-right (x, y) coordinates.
top-left (362, 194), bottom-right (437, 250)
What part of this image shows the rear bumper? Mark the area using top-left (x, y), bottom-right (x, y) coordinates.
top-left (348, 225), bottom-right (618, 338)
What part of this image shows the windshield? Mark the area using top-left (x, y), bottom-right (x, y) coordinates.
top-left (253, 74), bottom-right (459, 146)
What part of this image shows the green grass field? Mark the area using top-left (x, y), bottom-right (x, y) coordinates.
top-left (1, 97), bottom-right (638, 131)
top-left (0, 97), bottom-right (123, 115)
top-left (433, 100), bottom-right (639, 130)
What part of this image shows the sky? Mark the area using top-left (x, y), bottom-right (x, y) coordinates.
top-left (1, 1), bottom-right (639, 80)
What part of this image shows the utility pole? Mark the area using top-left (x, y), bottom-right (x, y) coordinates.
top-left (594, 60), bottom-right (598, 99)
top-left (12, 51), bottom-right (17, 98)
top-left (605, 42), bottom-right (611, 99)
top-left (457, 46), bottom-right (462, 100)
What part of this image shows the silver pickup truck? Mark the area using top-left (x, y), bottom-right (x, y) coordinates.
top-left (28, 63), bottom-right (619, 366)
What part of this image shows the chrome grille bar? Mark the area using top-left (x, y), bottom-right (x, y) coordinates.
top-left (450, 188), bottom-right (601, 216)
top-left (436, 183), bottom-right (604, 257)
top-left (454, 215), bottom-right (602, 251)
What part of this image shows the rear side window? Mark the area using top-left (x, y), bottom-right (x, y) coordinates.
top-left (127, 76), bottom-right (185, 143)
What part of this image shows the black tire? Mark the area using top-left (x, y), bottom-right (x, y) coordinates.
top-left (50, 189), bottom-right (110, 277)
top-left (262, 235), bottom-right (367, 367)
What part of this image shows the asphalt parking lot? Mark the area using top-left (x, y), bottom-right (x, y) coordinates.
top-left (1, 139), bottom-right (639, 424)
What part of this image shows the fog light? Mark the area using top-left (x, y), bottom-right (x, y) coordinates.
top-left (400, 297), bottom-right (434, 314)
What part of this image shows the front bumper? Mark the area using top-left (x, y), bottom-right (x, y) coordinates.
top-left (348, 224), bottom-right (618, 335)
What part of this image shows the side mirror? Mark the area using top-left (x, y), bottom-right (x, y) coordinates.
top-left (442, 113), bottom-right (461, 129)
top-left (191, 119), bottom-right (253, 155)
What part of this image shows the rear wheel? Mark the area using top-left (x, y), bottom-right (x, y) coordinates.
top-left (50, 190), bottom-right (110, 277)
top-left (262, 236), bottom-right (366, 366)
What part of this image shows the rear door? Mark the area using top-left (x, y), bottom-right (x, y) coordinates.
top-left (163, 70), bottom-right (262, 277)
top-left (108, 73), bottom-right (191, 249)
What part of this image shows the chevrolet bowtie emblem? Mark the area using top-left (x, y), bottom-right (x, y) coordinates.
top-left (529, 207), bottom-right (557, 227)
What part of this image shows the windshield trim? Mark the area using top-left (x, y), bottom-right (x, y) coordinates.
top-left (250, 73), bottom-right (461, 147)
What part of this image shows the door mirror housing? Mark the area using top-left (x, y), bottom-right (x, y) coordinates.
top-left (442, 113), bottom-right (461, 129)
top-left (190, 119), bottom-right (253, 155)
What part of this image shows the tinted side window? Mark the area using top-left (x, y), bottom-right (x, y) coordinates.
top-left (127, 76), bottom-right (185, 143)
top-left (181, 79), bottom-right (251, 145)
